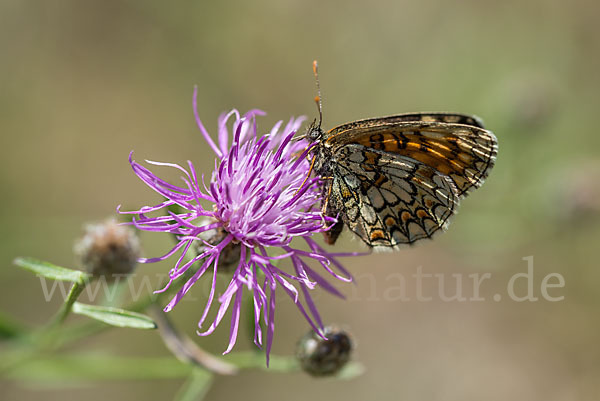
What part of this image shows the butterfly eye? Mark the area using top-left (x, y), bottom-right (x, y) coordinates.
top-left (308, 127), bottom-right (322, 142)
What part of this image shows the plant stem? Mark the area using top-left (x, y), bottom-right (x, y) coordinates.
top-left (50, 279), bottom-right (89, 328)
top-left (150, 304), bottom-right (237, 375)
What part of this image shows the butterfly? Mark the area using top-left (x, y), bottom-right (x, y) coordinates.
top-left (304, 62), bottom-right (498, 247)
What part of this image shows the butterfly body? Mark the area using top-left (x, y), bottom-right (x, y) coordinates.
top-left (307, 112), bottom-right (498, 248)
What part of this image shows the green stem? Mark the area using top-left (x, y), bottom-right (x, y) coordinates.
top-left (151, 304), bottom-right (237, 375)
top-left (50, 279), bottom-right (89, 328)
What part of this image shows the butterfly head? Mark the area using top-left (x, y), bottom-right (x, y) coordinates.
top-left (306, 118), bottom-right (324, 143)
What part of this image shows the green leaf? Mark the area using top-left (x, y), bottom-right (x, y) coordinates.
top-left (14, 257), bottom-right (90, 284)
top-left (71, 303), bottom-right (157, 329)
top-left (174, 369), bottom-right (214, 401)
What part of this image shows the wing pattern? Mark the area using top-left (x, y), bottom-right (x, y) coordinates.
top-left (315, 113), bottom-right (497, 247)
top-left (327, 144), bottom-right (460, 246)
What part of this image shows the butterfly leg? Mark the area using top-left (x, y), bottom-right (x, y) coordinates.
top-left (320, 177), bottom-right (345, 245)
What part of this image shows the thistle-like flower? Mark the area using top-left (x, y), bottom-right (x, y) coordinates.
top-left (120, 89), bottom-right (355, 363)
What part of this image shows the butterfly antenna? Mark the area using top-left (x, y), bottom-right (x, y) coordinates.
top-left (294, 61), bottom-right (325, 195)
top-left (313, 60), bottom-right (323, 129)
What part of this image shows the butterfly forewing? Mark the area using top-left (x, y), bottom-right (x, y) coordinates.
top-left (325, 120), bottom-right (497, 197)
top-left (325, 112), bottom-right (486, 138)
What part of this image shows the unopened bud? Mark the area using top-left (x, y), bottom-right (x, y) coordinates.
top-left (296, 325), bottom-right (352, 377)
top-left (74, 218), bottom-right (141, 279)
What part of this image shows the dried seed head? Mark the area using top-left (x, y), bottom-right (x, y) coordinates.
top-left (74, 218), bottom-right (141, 279)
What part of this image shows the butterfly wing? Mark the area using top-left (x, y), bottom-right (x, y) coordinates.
top-left (327, 144), bottom-right (460, 246)
top-left (325, 112), bottom-right (486, 135)
top-left (325, 120), bottom-right (497, 197)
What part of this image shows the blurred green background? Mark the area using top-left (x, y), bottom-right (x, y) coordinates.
top-left (1, 0), bottom-right (599, 400)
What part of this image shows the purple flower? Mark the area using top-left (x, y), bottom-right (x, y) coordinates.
top-left (120, 88), bottom-right (355, 364)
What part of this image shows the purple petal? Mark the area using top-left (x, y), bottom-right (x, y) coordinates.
top-left (265, 285), bottom-right (276, 366)
top-left (164, 254), bottom-right (215, 312)
top-left (223, 287), bottom-right (244, 354)
top-left (193, 87), bottom-right (222, 157)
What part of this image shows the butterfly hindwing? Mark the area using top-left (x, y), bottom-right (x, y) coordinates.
top-left (325, 144), bottom-right (460, 246)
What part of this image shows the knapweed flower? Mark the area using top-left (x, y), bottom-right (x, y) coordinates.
top-left (119, 88), bottom-right (355, 363)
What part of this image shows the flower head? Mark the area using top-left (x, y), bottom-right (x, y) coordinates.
top-left (74, 218), bottom-right (140, 279)
top-left (296, 325), bottom-right (353, 377)
top-left (120, 88), bottom-right (355, 363)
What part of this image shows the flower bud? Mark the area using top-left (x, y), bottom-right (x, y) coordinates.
top-left (296, 325), bottom-right (352, 377)
top-left (74, 218), bottom-right (140, 279)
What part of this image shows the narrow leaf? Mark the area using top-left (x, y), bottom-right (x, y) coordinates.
top-left (14, 257), bottom-right (90, 283)
top-left (72, 303), bottom-right (157, 329)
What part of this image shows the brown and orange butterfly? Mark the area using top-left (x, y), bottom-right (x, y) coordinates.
top-left (305, 62), bottom-right (498, 247)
